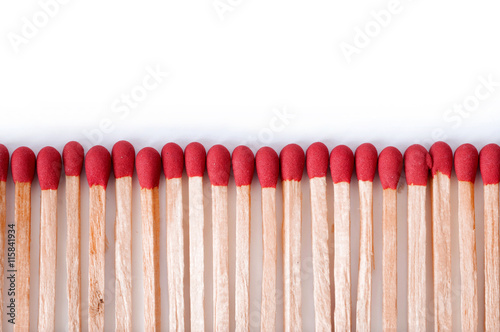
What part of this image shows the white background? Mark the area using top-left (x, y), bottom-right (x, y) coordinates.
top-left (1, 0), bottom-right (500, 330)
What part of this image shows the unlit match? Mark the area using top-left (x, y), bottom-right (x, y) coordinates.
top-left (0, 145), bottom-right (9, 329)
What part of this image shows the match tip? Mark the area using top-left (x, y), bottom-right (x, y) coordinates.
top-left (404, 144), bottom-right (431, 186)
top-left (256, 147), bottom-right (279, 188)
top-left (136, 147), bottom-right (162, 189)
top-left (63, 141), bottom-right (84, 176)
top-left (85, 146), bottom-right (111, 188)
top-left (480, 144), bottom-right (500, 185)
top-left (232, 146), bottom-right (254, 186)
top-left (280, 144), bottom-right (305, 181)
top-left (330, 145), bottom-right (354, 183)
top-left (185, 142), bottom-right (206, 177)
top-left (429, 141), bottom-right (453, 178)
top-left (355, 143), bottom-right (378, 182)
top-left (306, 142), bottom-right (329, 179)
top-left (378, 146), bottom-right (403, 189)
top-left (454, 143), bottom-right (479, 183)
top-left (0, 144), bottom-right (9, 181)
top-left (161, 143), bottom-right (184, 179)
top-left (37, 147), bottom-right (62, 190)
top-left (11, 147), bottom-right (36, 184)
top-left (112, 140), bottom-right (135, 179)
top-left (207, 144), bottom-right (231, 186)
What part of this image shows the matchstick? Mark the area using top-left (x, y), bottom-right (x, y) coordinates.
top-left (0, 145), bottom-right (8, 329)
top-left (37, 147), bottom-right (62, 331)
top-left (207, 144), bottom-right (231, 332)
top-left (429, 141), bottom-right (453, 331)
top-left (256, 147), bottom-right (279, 331)
top-left (455, 144), bottom-right (479, 331)
top-left (11, 147), bottom-right (36, 332)
top-left (136, 147), bottom-right (162, 331)
top-left (404, 144), bottom-right (431, 331)
top-left (232, 145), bottom-right (254, 332)
top-left (480, 143), bottom-right (500, 331)
top-left (63, 141), bottom-right (84, 332)
top-left (330, 145), bottom-right (354, 332)
top-left (112, 140), bottom-right (135, 331)
top-left (185, 142), bottom-right (206, 332)
top-left (162, 143), bottom-right (185, 331)
top-left (306, 142), bottom-right (331, 331)
top-left (355, 143), bottom-right (378, 332)
top-left (85, 146), bottom-right (111, 332)
top-left (280, 144), bottom-right (305, 332)
top-left (378, 146), bottom-right (403, 331)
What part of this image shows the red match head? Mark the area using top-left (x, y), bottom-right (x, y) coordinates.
top-left (112, 140), bottom-right (135, 179)
top-left (232, 146), bottom-right (254, 186)
top-left (429, 141), bottom-right (453, 178)
top-left (330, 145), bottom-right (354, 184)
top-left (161, 143), bottom-right (184, 179)
top-left (63, 141), bottom-right (84, 176)
top-left (480, 144), bottom-right (500, 185)
top-left (280, 144), bottom-right (305, 181)
top-left (378, 146), bottom-right (403, 190)
top-left (85, 146), bottom-right (111, 188)
top-left (355, 143), bottom-right (378, 182)
top-left (404, 144), bottom-right (431, 186)
top-left (256, 147), bottom-right (279, 188)
top-left (306, 142), bottom-right (329, 179)
top-left (0, 144), bottom-right (9, 181)
top-left (136, 147), bottom-right (162, 189)
top-left (185, 142), bottom-right (206, 177)
top-left (37, 147), bottom-right (62, 190)
top-left (454, 143), bottom-right (478, 183)
top-left (11, 147), bottom-right (36, 184)
top-left (207, 145), bottom-right (231, 186)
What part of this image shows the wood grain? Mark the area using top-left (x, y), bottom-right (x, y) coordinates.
top-left (235, 184), bottom-right (251, 332)
top-left (431, 172), bottom-right (452, 331)
top-left (141, 187), bottom-right (161, 331)
top-left (38, 189), bottom-right (58, 331)
top-left (115, 177), bottom-right (133, 331)
top-left (261, 187), bottom-right (277, 331)
top-left (188, 176), bottom-right (205, 332)
top-left (282, 179), bottom-right (302, 332)
top-left (382, 188), bottom-right (397, 332)
top-left (310, 177), bottom-right (331, 332)
top-left (0, 181), bottom-right (6, 329)
top-left (333, 181), bottom-right (351, 332)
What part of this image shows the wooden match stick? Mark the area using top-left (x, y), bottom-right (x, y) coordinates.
top-left (37, 147), bottom-right (62, 331)
top-left (306, 142), bottom-right (332, 331)
top-left (330, 145), bottom-right (354, 332)
top-left (355, 143), bottom-right (378, 332)
top-left (480, 144), bottom-right (500, 331)
top-left (256, 147), bottom-right (279, 331)
top-left (185, 142), bottom-right (206, 332)
top-left (455, 144), bottom-right (479, 331)
top-left (429, 141), bottom-right (453, 331)
top-left (11, 147), bottom-right (36, 332)
top-left (378, 146), bottom-right (403, 331)
top-left (85, 146), bottom-right (111, 332)
top-left (162, 143), bottom-right (186, 331)
top-left (112, 140), bottom-right (135, 331)
top-left (63, 141), bottom-right (84, 332)
top-left (136, 147), bottom-right (162, 331)
top-left (280, 144), bottom-right (305, 332)
top-left (404, 144), bottom-right (431, 331)
top-left (207, 145), bottom-right (231, 332)
top-left (232, 146), bottom-right (254, 332)
top-left (0, 145), bottom-right (8, 329)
